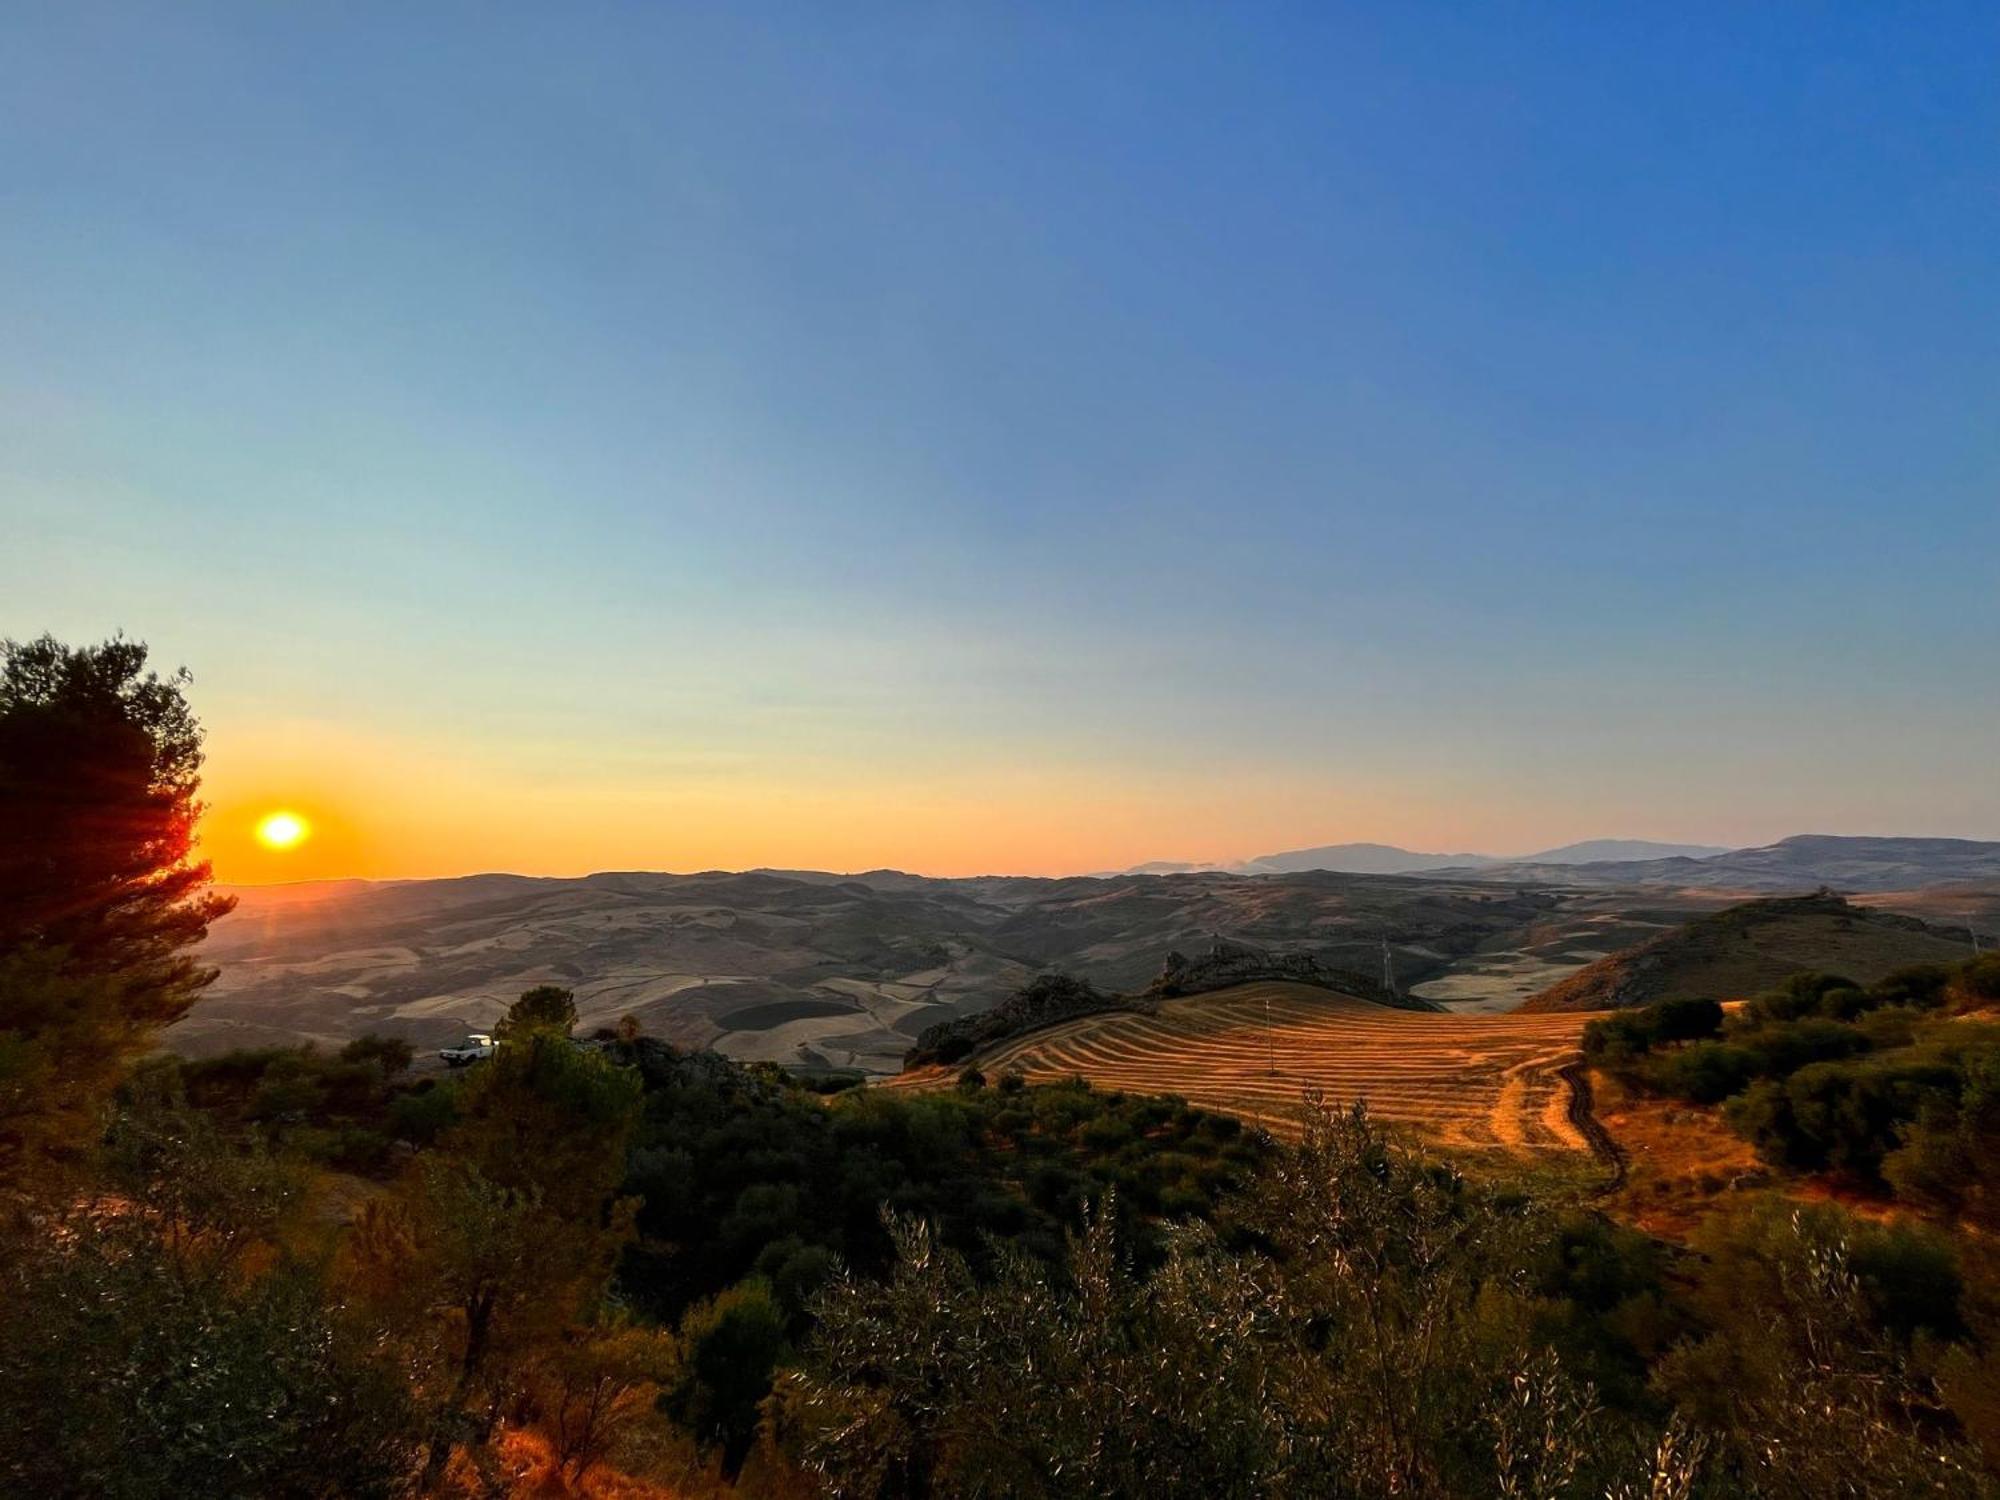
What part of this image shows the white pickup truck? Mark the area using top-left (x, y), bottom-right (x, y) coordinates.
top-left (438, 1033), bottom-right (497, 1067)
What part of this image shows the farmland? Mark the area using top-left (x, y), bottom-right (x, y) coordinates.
top-left (885, 980), bottom-right (1598, 1152)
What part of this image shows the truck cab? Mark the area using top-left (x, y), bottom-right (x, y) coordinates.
top-left (438, 1032), bottom-right (497, 1067)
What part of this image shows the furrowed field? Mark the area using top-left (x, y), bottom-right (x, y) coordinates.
top-left (887, 981), bottom-right (1597, 1152)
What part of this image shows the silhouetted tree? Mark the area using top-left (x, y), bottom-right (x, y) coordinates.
top-left (0, 636), bottom-right (234, 1191)
top-left (0, 634), bottom-right (234, 990)
top-left (494, 984), bottom-right (578, 1042)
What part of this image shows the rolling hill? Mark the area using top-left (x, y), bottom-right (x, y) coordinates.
top-left (188, 868), bottom-right (1708, 1069)
top-left (1519, 891), bottom-right (1977, 1013)
top-left (884, 980), bottom-right (1594, 1152)
top-left (186, 845), bottom-right (1991, 1071)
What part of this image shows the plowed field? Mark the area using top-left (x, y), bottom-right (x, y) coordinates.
top-left (886, 982), bottom-right (1597, 1151)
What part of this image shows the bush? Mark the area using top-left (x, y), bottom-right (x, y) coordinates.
top-left (1815, 986), bottom-right (1873, 1021)
top-left (663, 1279), bottom-right (788, 1472)
top-left (0, 1231), bottom-right (419, 1498)
top-left (1652, 996), bottom-right (1725, 1044)
top-left (1734, 1017), bottom-right (1872, 1077)
top-left (1950, 954), bottom-right (2000, 1011)
top-left (1641, 1042), bottom-right (1763, 1104)
top-left (1582, 1010), bottom-right (1657, 1060)
top-left (387, 1081), bottom-right (458, 1144)
top-left (1727, 1056), bottom-right (1960, 1177)
top-left (1871, 963), bottom-right (1954, 1011)
top-left (1751, 970), bottom-right (1864, 1024)
top-left (1880, 1046), bottom-right (2000, 1228)
top-left (338, 1033), bottom-right (414, 1075)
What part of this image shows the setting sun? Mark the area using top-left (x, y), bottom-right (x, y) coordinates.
top-left (254, 810), bottom-right (311, 851)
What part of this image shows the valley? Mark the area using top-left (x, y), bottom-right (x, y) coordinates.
top-left (184, 836), bottom-right (1996, 1075)
top-left (185, 867), bottom-right (1714, 1067)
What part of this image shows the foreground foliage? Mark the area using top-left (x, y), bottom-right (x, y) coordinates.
top-left (1585, 957), bottom-right (2000, 1226)
top-left (0, 635), bottom-right (236, 1190)
top-left (781, 1100), bottom-right (1993, 1498)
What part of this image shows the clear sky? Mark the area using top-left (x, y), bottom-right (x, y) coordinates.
top-left (5, 4), bottom-right (1997, 882)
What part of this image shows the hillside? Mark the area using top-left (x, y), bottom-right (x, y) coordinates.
top-left (886, 980), bottom-right (1593, 1152)
top-left (1520, 891), bottom-right (1976, 1013)
top-left (189, 868), bottom-right (1666, 1070)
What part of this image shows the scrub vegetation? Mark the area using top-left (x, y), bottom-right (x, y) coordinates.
top-left (5, 637), bottom-right (2000, 1497)
top-left (1584, 959), bottom-right (2000, 1229)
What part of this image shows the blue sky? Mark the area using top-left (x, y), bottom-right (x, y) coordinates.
top-left (4, 4), bottom-right (1996, 878)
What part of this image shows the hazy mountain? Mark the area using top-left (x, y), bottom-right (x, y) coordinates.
top-left (1518, 839), bottom-right (1733, 864)
top-left (1246, 843), bottom-right (1496, 875)
top-left (1090, 860), bottom-right (1256, 877)
top-left (1233, 838), bottom-right (1728, 876)
top-left (1446, 835), bottom-right (2000, 893)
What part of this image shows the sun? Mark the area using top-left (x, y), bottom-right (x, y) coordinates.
top-left (255, 810), bottom-right (312, 851)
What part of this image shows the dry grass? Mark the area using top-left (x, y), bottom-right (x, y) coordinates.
top-left (886, 981), bottom-right (1595, 1154)
top-left (1589, 1070), bottom-right (1771, 1238)
top-left (449, 1426), bottom-right (818, 1500)
top-left (447, 1427), bottom-right (680, 1498)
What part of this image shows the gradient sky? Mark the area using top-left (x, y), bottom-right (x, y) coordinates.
top-left (4, 4), bottom-right (1997, 883)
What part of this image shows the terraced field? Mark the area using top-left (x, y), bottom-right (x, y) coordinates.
top-left (885, 981), bottom-right (1597, 1152)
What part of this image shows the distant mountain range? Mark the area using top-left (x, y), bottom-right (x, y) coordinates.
top-left (1106, 835), bottom-right (2000, 892)
top-left (1100, 838), bottom-right (1733, 878)
top-left (1438, 835), bottom-right (2000, 893)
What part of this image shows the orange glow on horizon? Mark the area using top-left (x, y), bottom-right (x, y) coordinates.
top-left (196, 719), bottom-right (1700, 887)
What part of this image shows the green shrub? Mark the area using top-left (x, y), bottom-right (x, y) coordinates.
top-left (1652, 995), bottom-right (1725, 1043)
top-left (1728, 1056), bottom-right (1960, 1177)
top-left (663, 1279), bottom-right (789, 1471)
top-left (1641, 1042), bottom-right (1763, 1103)
top-left (338, 1034), bottom-right (414, 1075)
top-left (1951, 954), bottom-right (2000, 1011)
top-left (386, 1081), bottom-right (458, 1144)
top-left (1582, 1010), bottom-right (1657, 1060)
top-left (1750, 970), bottom-right (1863, 1024)
top-left (1733, 1017), bottom-right (1872, 1078)
top-left (1870, 963), bottom-right (1954, 1010)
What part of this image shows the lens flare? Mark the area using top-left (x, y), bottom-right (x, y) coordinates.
top-left (255, 810), bottom-right (311, 850)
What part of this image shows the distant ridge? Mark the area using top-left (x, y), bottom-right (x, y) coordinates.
top-left (1441, 835), bottom-right (2000, 894)
top-left (1519, 839), bottom-right (1733, 865)
top-left (1104, 838), bottom-right (1733, 879)
top-left (1248, 842), bottom-right (1496, 876)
